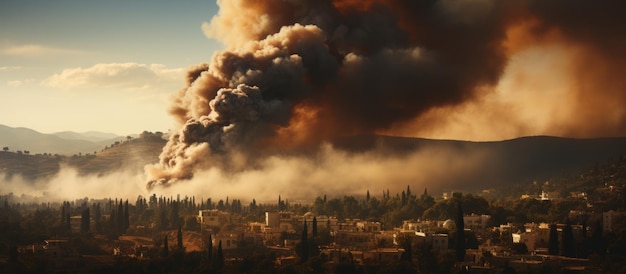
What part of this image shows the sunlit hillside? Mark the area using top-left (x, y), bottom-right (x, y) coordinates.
top-left (0, 132), bottom-right (166, 180)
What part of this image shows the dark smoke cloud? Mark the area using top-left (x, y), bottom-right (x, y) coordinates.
top-left (146, 0), bottom-right (626, 187)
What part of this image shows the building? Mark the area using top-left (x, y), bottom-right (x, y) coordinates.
top-left (512, 223), bottom-right (550, 252)
top-left (213, 233), bottom-right (240, 250)
top-left (401, 220), bottom-right (438, 233)
top-left (415, 232), bottom-right (449, 250)
top-left (199, 209), bottom-right (229, 228)
top-left (297, 212), bottom-right (339, 232)
top-left (266, 211), bottom-right (297, 232)
top-left (335, 231), bottom-right (376, 250)
top-left (356, 221), bottom-right (381, 233)
top-left (463, 214), bottom-right (491, 230)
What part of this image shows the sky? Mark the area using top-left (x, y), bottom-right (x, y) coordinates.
top-left (1, 0), bottom-right (626, 200)
top-left (0, 0), bottom-right (221, 135)
top-left (1, 0), bottom-right (625, 141)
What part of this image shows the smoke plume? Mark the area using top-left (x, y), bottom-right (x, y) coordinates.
top-left (146, 0), bottom-right (626, 187)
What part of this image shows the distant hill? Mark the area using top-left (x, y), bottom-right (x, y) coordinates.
top-left (52, 130), bottom-right (122, 143)
top-left (0, 124), bottom-right (123, 155)
top-left (0, 134), bottom-right (167, 180)
top-left (63, 134), bottom-right (167, 176)
top-left (1, 131), bottom-right (625, 195)
top-left (331, 135), bottom-right (626, 193)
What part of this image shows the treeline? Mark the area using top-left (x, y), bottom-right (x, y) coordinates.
top-left (0, 185), bottom-right (621, 244)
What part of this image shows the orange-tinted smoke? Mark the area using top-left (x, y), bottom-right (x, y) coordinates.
top-left (147, 0), bottom-right (626, 187)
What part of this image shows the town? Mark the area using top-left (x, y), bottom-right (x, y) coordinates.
top-left (1, 154), bottom-right (625, 274)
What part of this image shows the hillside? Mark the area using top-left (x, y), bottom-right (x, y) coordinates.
top-left (1, 134), bottom-right (626, 195)
top-left (0, 134), bottom-right (166, 180)
top-left (65, 134), bottom-right (166, 175)
top-left (52, 130), bottom-right (122, 143)
top-left (0, 124), bottom-right (124, 155)
top-left (330, 135), bottom-right (626, 192)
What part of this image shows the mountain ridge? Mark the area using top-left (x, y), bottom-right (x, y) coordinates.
top-left (1, 125), bottom-right (626, 195)
top-left (0, 124), bottom-right (126, 155)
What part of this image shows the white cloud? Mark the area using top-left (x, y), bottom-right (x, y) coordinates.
top-left (0, 44), bottom-right (82, 56)
top-left (42, 63), bottom-right (185, 92)
top-left (0, 66), bottom-right (22, 71)
top-left (7, 80), bottom-right (23, 87)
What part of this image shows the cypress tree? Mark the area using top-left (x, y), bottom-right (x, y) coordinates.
top-left (401, 238), bottom-right (412, 262)
top-left (561, 219), bottom-right (575, 257)
top-left (81, 207), bottom-right (90, 233)
top-left (455, 201), bottom-right (466, 262)
top-left (592, 219), bottom-right (605, 255)
top-left (301, 220), bottom-right (309, 262)
top-left (177, 224), bottom-right (184, 251)
top-left (94, 203), bottom-right (102, 233)
top-left (170, 201), bottom-right (179, 228)
top-left (207, 234), bottom-right (213, 261)
top-left (110, 206), bottom-right (118, 236)
top-left (61, 203), bottom-right (66, 226)
top-left (401, 191), bottom-right (407, 205)
top-left (66, 212), bottom-right (71, 232)
top-left (163, 235), bottom-right (169, 257)
top-left (312, 217), bottom-right (318, 238)
top-left (216, 240), bottom-right (224, 270)
top-left (123, 200), bottom-right (129, 231)
top-left (548, 224), bottom-right (559, 255)
top-left (117, 202), bottom-right (124, 234)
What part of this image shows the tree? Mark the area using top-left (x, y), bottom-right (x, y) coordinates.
top-left (163, 235), bottom-right (169, 257)
top-left (312, 216), bottom-right (318, 238)
top-left (123, 200), bottom-right (129, 232)
top-left (2, 147), bottom-right (8, 152)
top-left (455, 201), bottom-right (466, 262)
top-left (170, 201), bottom-right (180, 228)
top-left (549, 224), bottom-right (559, 255)
top-left (61, 202), bottom-right (66, 230)
top-left (81, 207), bottom-right (90, 233)
top-left (206, 234), bottom-right (213, 261)
top-left (159, 207), bottom-right (168, 231)
top-left (184, 215), bottom-right (200, 231)
top-left (215, 240), bottom-right (224, 270)
top-left (117, 202), bottom-right (124, 235)
top-left (592, 219), bottom-right (606, 255)
top-left (177, 224), bottom-right (184, 251)
top-left (401, 238), bottom-right (412, 262)
top-left (300, 220), bottom-right (309, 262)
top-left (561, 219), bottom-right (575, 257)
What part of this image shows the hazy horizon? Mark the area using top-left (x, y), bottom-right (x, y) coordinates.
top-left (2, 1), bottom-right (626, 200)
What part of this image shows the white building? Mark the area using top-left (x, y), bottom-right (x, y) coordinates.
top-left (199, 209), bottom-right (229, 228)
top-left (512, 223), bottom-right (551, 251)
top-left (265, 211), bottom-right (297, 232)
top-left (297, 212), bottom-right (338, 232)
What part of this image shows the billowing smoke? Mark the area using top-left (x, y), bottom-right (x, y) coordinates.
top-left (146, 0), bottom-right (626, 187)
